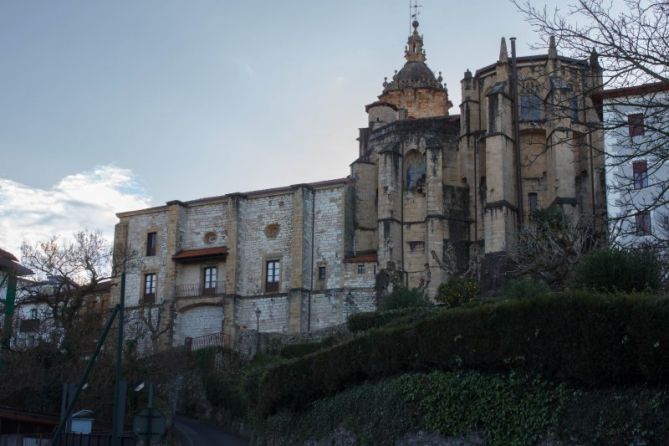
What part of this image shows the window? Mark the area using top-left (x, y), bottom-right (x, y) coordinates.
top-left (30, 308), bottom-right (38, 320)
top-left (636, 211), bottom-right (652, 236)
top-left (357, 264), bottom-right (365, 275)
top-left (143, 273), bottom-right (156, 304)
top-left (628, 114), bottom-right (645, 137)
top-left (265, 260), bottom-right (280, 293)
top-left (528, 192), bottom-right (539, 214)
top-left (203, 266), bottom-right (217, 295)
top-left (146, 232), bottom-right (157, 256)
top-left (570, 95), bottom-right (579, 121)
top-left (405, 154), bottom-right (426, 192)
top-left (520, 94), bottom-right (542, 121)
top-left (488, 95), bottom-right (497, 133)
top-left (318, 266), bottom-right (326, 281)
top-left (633, 160), bottom-right (648, 189)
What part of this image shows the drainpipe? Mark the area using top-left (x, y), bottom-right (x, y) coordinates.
top-left (308, 188), bottom-right (315, 332)
top-left (401, 141), bottom-right (406, 287)
top-left (588, 129), bottom-right (597, 224)
top-left (510, 37), bottom-right (524, 230)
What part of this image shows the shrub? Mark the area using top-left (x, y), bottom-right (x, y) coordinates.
top-left (436, 277), bottom-right (480, 307)
top-left (378, 287), bottom-right (430, 311)
top-left (574, 248), bottom-right (661, 293)
top-left (347, 307), bottom-right (434, 333)
top-left (279, 342), bottom-right (323, 359)
top-left (250, 292), bottom-right (669, 415)
top-left (501, 276), bottom-right (550, 299)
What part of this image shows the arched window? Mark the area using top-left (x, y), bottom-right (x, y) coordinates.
top-left (405, 152), bottom-right (426, 192)
top-left (520, 81), bottom-right (542, 122)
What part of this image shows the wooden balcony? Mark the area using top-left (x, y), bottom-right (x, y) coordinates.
top-left (174, 281), bottom-right (226, 299)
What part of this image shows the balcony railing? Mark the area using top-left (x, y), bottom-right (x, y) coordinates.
top-left (185, 331), bottom-right (229, 351)
top-left (174, 281), bottom-right (226, 299)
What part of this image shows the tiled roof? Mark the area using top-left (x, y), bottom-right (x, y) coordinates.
top-left (172, 247), bottom-right (229, 262)
top-left (344, 251), bottom-right (378, 263)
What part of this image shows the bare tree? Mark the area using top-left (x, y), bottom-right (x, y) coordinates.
top-left (509, 208), bottom-right (599, 288)
top-left (513, 0), bottom-right (669, 244)
top-left (18, 231), bottom-right (113, 353)
top-left (127, 302), bottom-right (175, 355)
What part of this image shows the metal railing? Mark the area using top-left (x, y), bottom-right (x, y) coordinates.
top-left (185, 331), bottom-right (229, 351)
top-left (19, 432), bottom-right (136, 445)
top-left (174, 281), bottom-right (225, 298)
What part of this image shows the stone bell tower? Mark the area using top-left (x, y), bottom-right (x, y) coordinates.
top-left (377, 20), bottom-right (453, 119)
top-left (352, 19), bottom-right (464, 299)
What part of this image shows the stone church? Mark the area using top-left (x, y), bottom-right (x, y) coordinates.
top-left (112, 21), bottom-right (606, 347)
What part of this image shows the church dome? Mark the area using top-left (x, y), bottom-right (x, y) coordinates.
top-left (386, 61), bottom-right (442, 91)
top-left (381, 20), bottom-right (445, 93)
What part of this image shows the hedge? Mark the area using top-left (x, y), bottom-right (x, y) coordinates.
top-left (250, 292), bottom-right (669, 415)
top-left (347, 307), bottom-right (435, 333)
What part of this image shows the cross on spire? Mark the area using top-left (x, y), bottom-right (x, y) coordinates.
top-left (410, 0), bottom-right (422, 31)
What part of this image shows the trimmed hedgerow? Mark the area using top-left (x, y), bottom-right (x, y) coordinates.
top-left (347, 307), bottom-right (435, 333)
top-left (250, 292), bottom-right (669, 415)
top-left (279, 342), bottom-right (323, 359)
top-left (574, 248), bottom-right (661, 293)
top-left (501, 276), bottom-right (551, 299)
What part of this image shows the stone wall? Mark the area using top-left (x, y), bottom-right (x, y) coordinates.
top-left (174, 305), bottom-right (224, 346)
top-left (180, 201), bottom-right (230, 250)
top-left (235, 296), bottom-right (290, 333)
top-left (237, 194), bottom-right (294, 296)
top-left (123, 210), bottom-right (170, 306)
top-left (313, 188), bottom-right (347, 290)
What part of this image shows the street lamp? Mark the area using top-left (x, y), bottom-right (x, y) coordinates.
top-left (255, 308), bottom-right (261, 354)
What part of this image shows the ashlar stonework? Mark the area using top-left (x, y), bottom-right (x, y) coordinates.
top-left (112, 23), bottom-right (606, 351)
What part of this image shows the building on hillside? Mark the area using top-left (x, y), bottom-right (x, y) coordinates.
top-left (600, 82), bottom-right (669, 248)
top-left (0, 248), bottom-right (32, 347)
top-left (112, 21), bottom-right (607, 350)
top-left (0, 248), bottom-right (32, 301)
top-left (11, 278), bottom-right (112, 350)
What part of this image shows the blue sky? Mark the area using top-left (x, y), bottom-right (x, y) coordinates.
top-left (0, 0), bottom-right (569, 252)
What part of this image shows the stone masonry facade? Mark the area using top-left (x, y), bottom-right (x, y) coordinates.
top-left (112, 21), bottom-right (607, 350)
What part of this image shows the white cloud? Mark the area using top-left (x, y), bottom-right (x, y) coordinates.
top-left (0, 165), bottom-right (152, 255)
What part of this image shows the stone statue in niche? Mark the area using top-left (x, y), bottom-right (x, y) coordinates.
top-left (406, 156), bottom-right (426, 192)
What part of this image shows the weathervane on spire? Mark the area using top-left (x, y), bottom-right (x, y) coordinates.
top-left (410, 0), bottom-right (422, 32)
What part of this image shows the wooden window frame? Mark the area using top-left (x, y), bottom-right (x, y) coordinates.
top-left (202, 265), bottom-right (217, 295)
top-left (632, 160), bottom-right (648, 189)
top-left (146, 232), bottom-right (157, 257)
top-left (143, 272), bottom-right (157, 304)
top-left (628, 113), bottom-right (645, 137)
top-left (265, 259), bottom-right (280, 293)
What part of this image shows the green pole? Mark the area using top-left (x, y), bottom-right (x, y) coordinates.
top-left (52, 304), bottom-right (120, 446)
top-left (2, 273), bottom-right (17, 349)
top-left (112, 272), bottom-right (126, 445)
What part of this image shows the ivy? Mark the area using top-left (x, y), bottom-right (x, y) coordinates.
top-left (397, 371), bottom-right (568, 446)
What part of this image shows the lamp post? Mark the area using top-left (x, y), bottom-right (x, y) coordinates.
top-left (346, 291), bottom-right (354, 320)
top-left (255, 308), bottom-right (261, 354)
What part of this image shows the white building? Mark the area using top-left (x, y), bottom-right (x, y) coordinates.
top-left (603, 83), bottom-right (669, 248)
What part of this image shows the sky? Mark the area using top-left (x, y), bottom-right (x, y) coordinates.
top-left (0, 0), bottom-right (571, 254)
